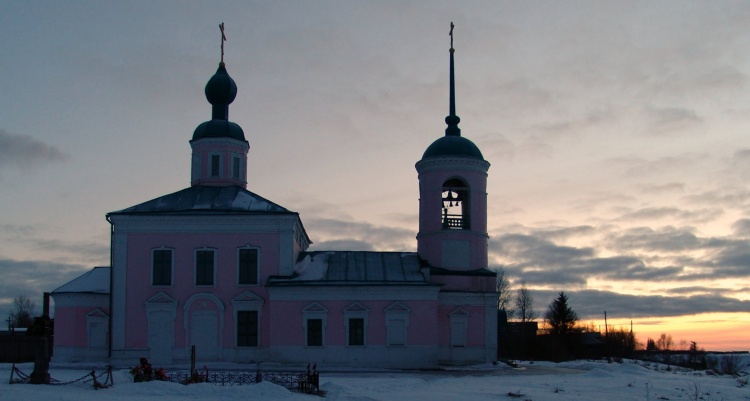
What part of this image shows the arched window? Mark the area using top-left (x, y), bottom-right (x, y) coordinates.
top-left (442, 178), bottom-right (470, 230)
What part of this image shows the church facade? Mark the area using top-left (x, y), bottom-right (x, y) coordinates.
top-left (52, 32), bottom-right (497, 368)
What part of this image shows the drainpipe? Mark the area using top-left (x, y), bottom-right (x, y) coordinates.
top-left (106, 214), bottom-right (114, 359)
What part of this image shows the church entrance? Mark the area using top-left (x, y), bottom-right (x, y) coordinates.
top-left (189, 310), bottom-right (219, 360)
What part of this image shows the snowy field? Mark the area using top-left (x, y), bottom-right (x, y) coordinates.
top-left (2, 356), bottom-right (748, 401)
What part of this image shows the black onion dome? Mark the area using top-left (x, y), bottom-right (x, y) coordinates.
top-left (192, 120), bottom-right (245, 141)
top-left (422, 135), bottom-right (484, 160)
top-left (205, 63), bottom-right (237, 105)
top-left (191, 62), bottom-right (246, 142)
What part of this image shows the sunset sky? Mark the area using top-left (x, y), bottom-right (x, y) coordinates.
top-left (1, 1), bottom-right (748, 351)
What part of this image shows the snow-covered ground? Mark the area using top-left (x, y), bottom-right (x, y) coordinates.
top-left (2, 356), bottom-right (748, 401)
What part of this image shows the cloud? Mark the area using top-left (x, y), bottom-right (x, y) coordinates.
top-left (532, 289), bottom-right (750, 321)
top-left (610, 153), bottom-right (709, 179)
top-left (615, 207), bottom-right (722, 224)
top-left (491, 224), bottom-right (750, 289)
top-left (637, 182), bottom-right (685, 194)
top-left (732, 218), bottom-right (750, 236)
top-left (0, 223), bottom-right (109, 265)
top-left (0, 258), bottom-right (91, 317)
top-left (605, 226), bottom-right (707, 253)
top-left (305, 218), bottom-right (415, 252)
top-left (0, 129), bottom-right (69, 171)
top-left (311, 239), bottom-right (374, 252)
top-left (643, 106), bottom-right (702, 136)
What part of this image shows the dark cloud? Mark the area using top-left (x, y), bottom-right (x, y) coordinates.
top-left (491, 233), bottom-right (594, 269)
top-left (605, 226), bottom-right (707, 253)
top-left (305, 218), bottom-right (415, 252)
top-left (0, 129), bottom-right (69, 170)
top-left (311, 239), bottom-right (374, 252)
top-left (532, 289), bottom-right (750, 321)
top-left (0, 258), bottom-right (91, 317)
top-left (0, 224), bottom-right (109, 265)
top-left (492, 224), bottom-right (750, 288)
top-left (732, 218), bottom-right (750, 236)
top-left (684, 188), bottom-right (750, 210)
top-left (532, 226), bottom-right (596, 242)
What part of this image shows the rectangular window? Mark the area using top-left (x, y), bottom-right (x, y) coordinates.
top-left (152, 249), bottom-right (172, 285)
top-left (211, 154), bottom-right (221, 177)
top-left (195, 250), bottom-right (214, 286)
top-left (348, 318), bottom-right (364, 346)
top-left (232, 156), bottom-right (241, 179)
top-left (238, 248), bottom-right (258, 285)
top-left (237, 311), bottom-right (258, 347)
top-left (307, 319), bottom-right (323, 346)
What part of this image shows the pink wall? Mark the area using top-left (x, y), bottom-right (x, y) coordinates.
top-left (123, 232), bottom-right (281, 349)
top-left (437, 304), bottom-right (487, 347)
top-left (269, 299), bottom-right (439, 347)
top-left (54, 306), bottom-right (109, 347)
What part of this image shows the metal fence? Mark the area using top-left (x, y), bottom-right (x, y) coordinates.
top-left (165, 368), bottom-right (321, 394)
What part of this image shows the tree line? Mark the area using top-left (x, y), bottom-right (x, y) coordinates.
top-left (496, 269), bottom-right (637, 361)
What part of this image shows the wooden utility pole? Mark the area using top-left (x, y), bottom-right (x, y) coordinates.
top-left (604, 311), bottom-right (611, 363)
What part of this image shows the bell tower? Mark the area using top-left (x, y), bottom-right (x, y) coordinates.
top-left (416, 23), bottom-right (490, 271)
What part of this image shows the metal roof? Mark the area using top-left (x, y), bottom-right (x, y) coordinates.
top-left (268, 251), bottom-right (437, 286)
top-left (108, 185), bottom-right (292, 215)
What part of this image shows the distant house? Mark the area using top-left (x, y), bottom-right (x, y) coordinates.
top-left (51, 36), bottom-right (497, 368)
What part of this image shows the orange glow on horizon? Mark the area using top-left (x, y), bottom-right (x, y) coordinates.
top-left (591, 312), bottom-right (750, 352)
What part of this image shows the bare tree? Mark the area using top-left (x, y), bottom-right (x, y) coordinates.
top-left (656, 333), bottom-right (673, 351)
top-left (514, 281), bottom-right (537, 323)
top-left (495, 269), bottom-right (513, 318)
top-left (9, 295), bottom-right (36, 328)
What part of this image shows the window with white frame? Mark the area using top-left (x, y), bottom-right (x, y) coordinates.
top-left (302, 302), bottom-right (327, 347)
top-left (238, 248), bottom-right (259, 285)
top-left (195, 249), bottom-right (215, 286)
top-left (344, 302), bottom-right (369, 346)
top-left (236, 311), bottom-right (258, 347)
top-left (152, 248), bottom-right (173, 286)
top-left (232, 291), bottom-right (264, 348)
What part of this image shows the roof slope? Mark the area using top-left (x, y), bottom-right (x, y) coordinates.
top-left (108, 185), bottom-right (292, 215)
top-left (52, 266), bottom-right (110, 294)
top-left (268, 251), bottom-right (438, 287)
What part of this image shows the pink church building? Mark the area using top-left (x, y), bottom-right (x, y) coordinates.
top-left (52, 34), bottom-right (497, 368)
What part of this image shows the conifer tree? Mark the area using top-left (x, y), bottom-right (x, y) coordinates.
top-left (544, 291), bottom-right (578, 337)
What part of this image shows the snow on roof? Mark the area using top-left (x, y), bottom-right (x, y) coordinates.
top-left (51, 266), bottom-right (110, 294)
